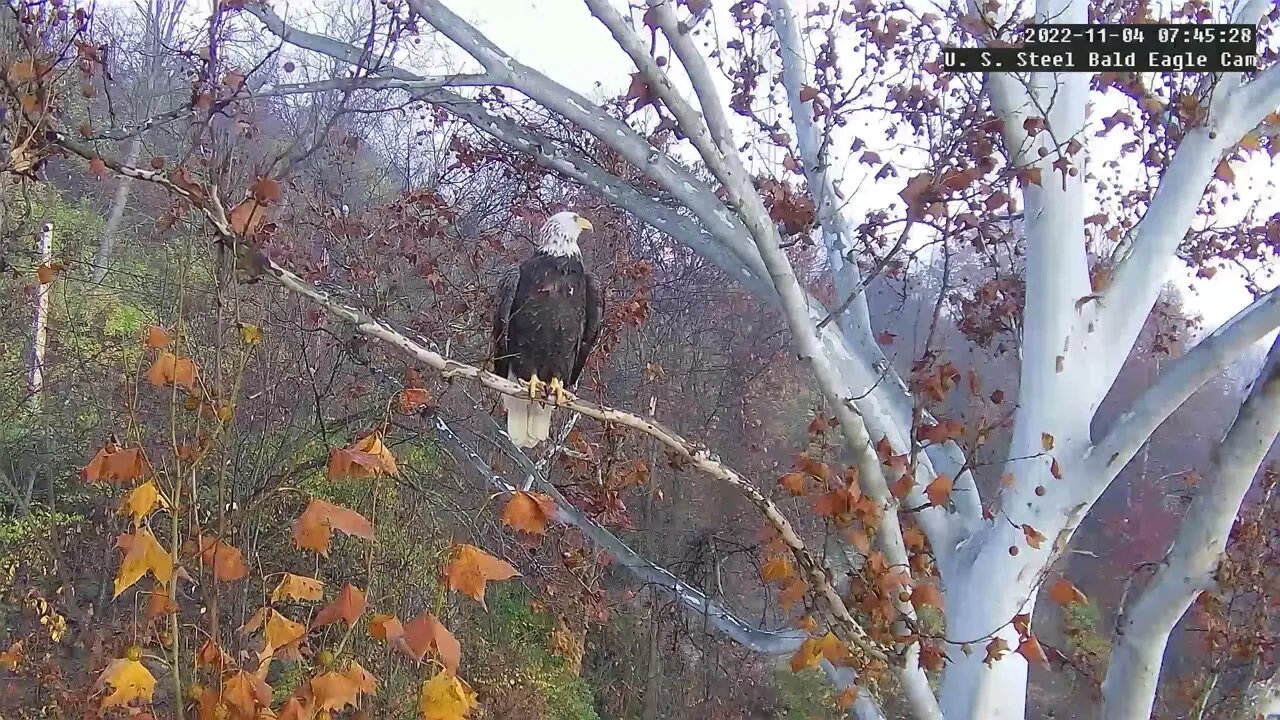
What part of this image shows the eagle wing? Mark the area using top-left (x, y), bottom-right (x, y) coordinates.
top-left (571, 272), bottom-right (603, 385)
top-left (491, 264), bottom-right (521, 379)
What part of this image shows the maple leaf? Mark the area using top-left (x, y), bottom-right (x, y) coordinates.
top-left (983, 637), bottom-right (1010, 667)
top-left (143, 326), bottom-right (171, 349)
top-left (789, 636), bottom-right (823, 672)
top-left (250, 176), bottom-right (282, 204)
top-left (836, 686), bottom-right (858, 710)
top-left (418, 670), bottom-right (477, 720)
top-left (761, 555), bottom-right (794, 585)
top-left (1017, 634), bottom-right (1051, 670)
top-left (196, 639), bottom-right (230, 671)
top-left (312, 584), bottom-right (366, 628)
top-left (114, 529), bottom-right (174, 597)
top-left (96, 656), bottom-right (156, 708)
top-left (327, 432), bottom-right (399, 481)
top-left (404, 612), bottom-right (461, 672)
top-left (925, 474), bottom-right (954, 506)
top-left (278, 696), bottom-right (314, 720)
top-left (1047, 578), bottom-right (1087, 606)
top-left (145, 351), bottom-right (199, 390)
top-left (445, 544), bottom-right (520, 607)
top-left (0, 640), bottom-right (24, 670)
top-left (118, 480), bottom-right (165, 526)
top-left (778, 471), bottom-right (807, 496)
top-left (501, 491), bottom-right (558, 535)
top-left (263, 610), bottom-right (306, 652)
top-left (222, 669), bottom-right (272, 717)
top-left (82, 444), bottom-right (150, 484)
top-left (271, 573), bottom-right (324, 603)
top-left (291, 498), bottom-right (375, 556)
top-left (1022, 524), bottom-right (1047, 550)
top-left (1040, 432), bottom-right (1055, 451)
top-left (779, 579), bottom-right (808, 608)
top-left (370, 613), bottom-right (405, 642)
top-left (312, 671), bottom-right (360, 711)
top-left (345, 660), bottom-right (378, 695)
top-left (397, 387), bottom-right (431, 414)
top-left (191, 535), bottom-right (248, 582)
top-left (36, 262), bottom-right (64, 284)
top-left (910, 582), bottom-right (943, 610)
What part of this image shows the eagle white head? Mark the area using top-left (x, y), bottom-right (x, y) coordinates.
top-left (537, 211), bottom-right (593, 257)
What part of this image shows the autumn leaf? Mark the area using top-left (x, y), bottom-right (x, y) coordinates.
top-left (195, 639), bottom-right (230, 671)
top-left (250, 176), bottom-right (283, 204)
top-left (0, 640), bottom-right (24, 670)
top-left (271, 573), bottom-right (324, 603)
top-left (910, 582), bottom-right (943, 610)
top-left (191, 535), bottom-right (248, 582)
top-left (779, 579), bottom-right (808, 608)
top-left (778, 471), bottom-right (807, 496)
top-left (8, 59), bottom-right (37, 82)
top-left (1050, 457), bottom-right (1063, 480)
top-left (403, 612), bottom-right (461, 672)
top-left (924, 474), bottom-right (954, 506)
top-left (113, 529), bottom-right (174, 597)
top-left (222, 670), bottom-right (272, 717)
top-left (262, 610), bottom-right (305, 650)
top-left (291, 497), bottom-right (375, 556)
top-left (445, 544), bottom-right (519, 607)
top-left (345, 660), bottom-right (379, 694)
top-left (311, 584), bottom-right (366, 628)
top-left (1214, 159), bottom-right (1235, 184)
top-left (761, 555), bottom-right (794, 585)
top-left (36, 262), bottom-right (64, 284)
top-left (327, 432), bottom-right (399, 481)
top-left (312, 670), bottom-right (360, 712)
top-left (143, 326), bottom-right (171, 349)
top-left (89, 156), bottom-right (109, 178)
top-left (983, 637), bottom-right (1010, 667)
top-left (418, 670), bottom-right (477, 720)
top-left (397, 387), bottom-right (431, 413)
top-left (82, 444), bottom-right (150, 484)
top-left (1021, 524), bottom-right (1047, 550)
top-left (789, 636), bottom-right (823, 672)
top-left (238, 323), bottom-right (263, 345)
top-left (501, 491), bottom-right (558, 535)
top-left (370, 613), bottom-right (405, 642)
top-left (1047, 578), bottom-right (1087, 606)
top-left (118, 480), bottom-right (165, 526)
top-left (836, 686), bottom-right (858, 710)
top-left (1017, 634), bottom-right (1050, 670)
top-left (1040, 432), bottom-right (1054, 451)
top-left (145, 351), bottom-right (199, 390)
top-left (229, 198), bottom-right (269, 236)
top-left (96, 656), bottom-right (156, 708)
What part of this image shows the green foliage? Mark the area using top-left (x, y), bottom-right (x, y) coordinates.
top-left (771, 664), bottom-right (842, 720)
top-left (482, 585), bottom-right (601, 720)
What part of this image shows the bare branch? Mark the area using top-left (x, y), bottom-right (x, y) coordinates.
top-left (1099, 333), bottom-right (1280, 720)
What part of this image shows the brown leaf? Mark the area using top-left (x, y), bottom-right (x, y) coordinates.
top-left (910, 582), bottom-right (943, 610)
top-left (1214, 159), bottom-right (1235, 184)
top-left (250, 176), bottom-right (282, 204)
top-left (1017, 634), bottom-right (1050, 670)
top-left (89, 156), bottom-right (109, 178)
top-left (761, 555), bottom-right (794, 585)
top-left (1021, 524), bottom-right (1047, 550)
top-left (311, 584), bottom-right (366, 628)
top-left (191, 535), bottom-right (248, 582)
top-left (1050, 458), bottom-right (1063, 480)
top-left (501, 491), bottom-right (558, 535)
top-left (983, 637), bottom-right (1010, 667)
top-left (291, 498), bottom-right (375, 556)
top-left (403, 612), bottom-right (461, 672)
top-left (1040, 433), bottom-right (1054, 451)
top-left (778, 471), bottom-right (807, 496)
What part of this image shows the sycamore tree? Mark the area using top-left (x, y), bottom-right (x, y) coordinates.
top-left (3, 0), bottom-right (1280, 719)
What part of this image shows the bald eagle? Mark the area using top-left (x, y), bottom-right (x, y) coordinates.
top-left (492, 211), bottom-right (603, 448)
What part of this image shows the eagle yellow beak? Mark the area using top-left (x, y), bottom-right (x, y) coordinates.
top-left (575, 216), bottom-right (594, 231)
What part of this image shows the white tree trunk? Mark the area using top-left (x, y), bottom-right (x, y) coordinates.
top-left (26, 221), bottom-right (53, 410)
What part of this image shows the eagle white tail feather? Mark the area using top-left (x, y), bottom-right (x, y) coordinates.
top-left (503, 393), bottom-right (554, 448)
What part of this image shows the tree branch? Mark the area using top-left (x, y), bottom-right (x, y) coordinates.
top-left (1099, 332), bottom-right (1280, 720)
top-left (1084, 286), bottom-right (1280, 499)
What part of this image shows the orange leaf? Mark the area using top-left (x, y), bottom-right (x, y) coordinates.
top-left (370, 613), bottom-right (404, 642)
top-left (344, 660), bottom-right (378, 694)
top-left (1050, 458), bottom-right (1062, 480)
top-left (311, 671), bottom-right (359, 712)
top-left (191, 535), bottom-right (248, 582)
top-left (779, 579), bottom-right (808, 608)
top-left (404, 612), bottom-right (461, 672)
top-left (89, 156), bottom-right (109, 178)
top-left (82, 444), bottom-right (150, 484)
top-left (311, 583), bottom-right (366, 628)
top-left (501, 491), bottom-right (558, 535)
top-left (145, 351), bottom-right (198, 390)
top-left (271, 573), bottom-right (324, 603)
top-left (263, 610), bottom-right (305, 650)
top-left (113, 529), bottom-right (173, 597)
top-left (8, 59), bottom-right (37, 82)
top-left (327, 432), bottom-right (399, 481)
top-left (291, 498), bottom-right (374, 556)
top-left (143, 326), bottom-right (171, 349)
top-left (789, 636), bottom-right (822, 672)
top-left (1017, 634), bottom-right (1050, 670)
top-left (222, 670), bottom-right (272, 717)
top-left (0, 640), bottom-right (23, 670)
top-left (778, 471), bottom-right (807, 496)
top-left (445, 544), bottom-right (520, 607)
top-left (910, 582), bottom-right (943, 610)
top-left (761, 555), bottom-right (794, 585)
top-left (250, 176), bottom-right (282, 204)
top-left (36, 262), bottom-right (61, 284)
top-left (397, 387), bottom-right (431, 413)
top-left (837, 686), bottom-right (858, 710)
top-left (1047, 578), bottom-right (1087, 606)
top-left (229, 199), bottom-right (269, 236)
top-left (925, 474), bottom-right (954, 506)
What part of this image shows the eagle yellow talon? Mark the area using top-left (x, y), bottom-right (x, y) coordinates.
top-left (548, 377), bottom-right (572, 406)
top-left (526, 374), bottom-right (544, 400)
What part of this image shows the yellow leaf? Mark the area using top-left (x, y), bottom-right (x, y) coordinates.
top-left (418, 670), bottom-right (477, 720)
top-left (118, 480), bottom-right (164, 526)
top-left (789, 637), bottom-right (822, 672)
top-left (239, 322), bottom-right (263, 345)
top-left (113, 529), bottom-right (174, 597)
top-left (95, 657), bottom-right (156, 708)
top-left (0, 640), bottom-right (24, 670)
top-left (444, 544), bottom-right (520, 608)
top-left (263, 610), bottom-right (305, 651)
top-left (311, 671), bottom-right (359, 712)
top-left (271, 573), bottom-right (324, 603)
